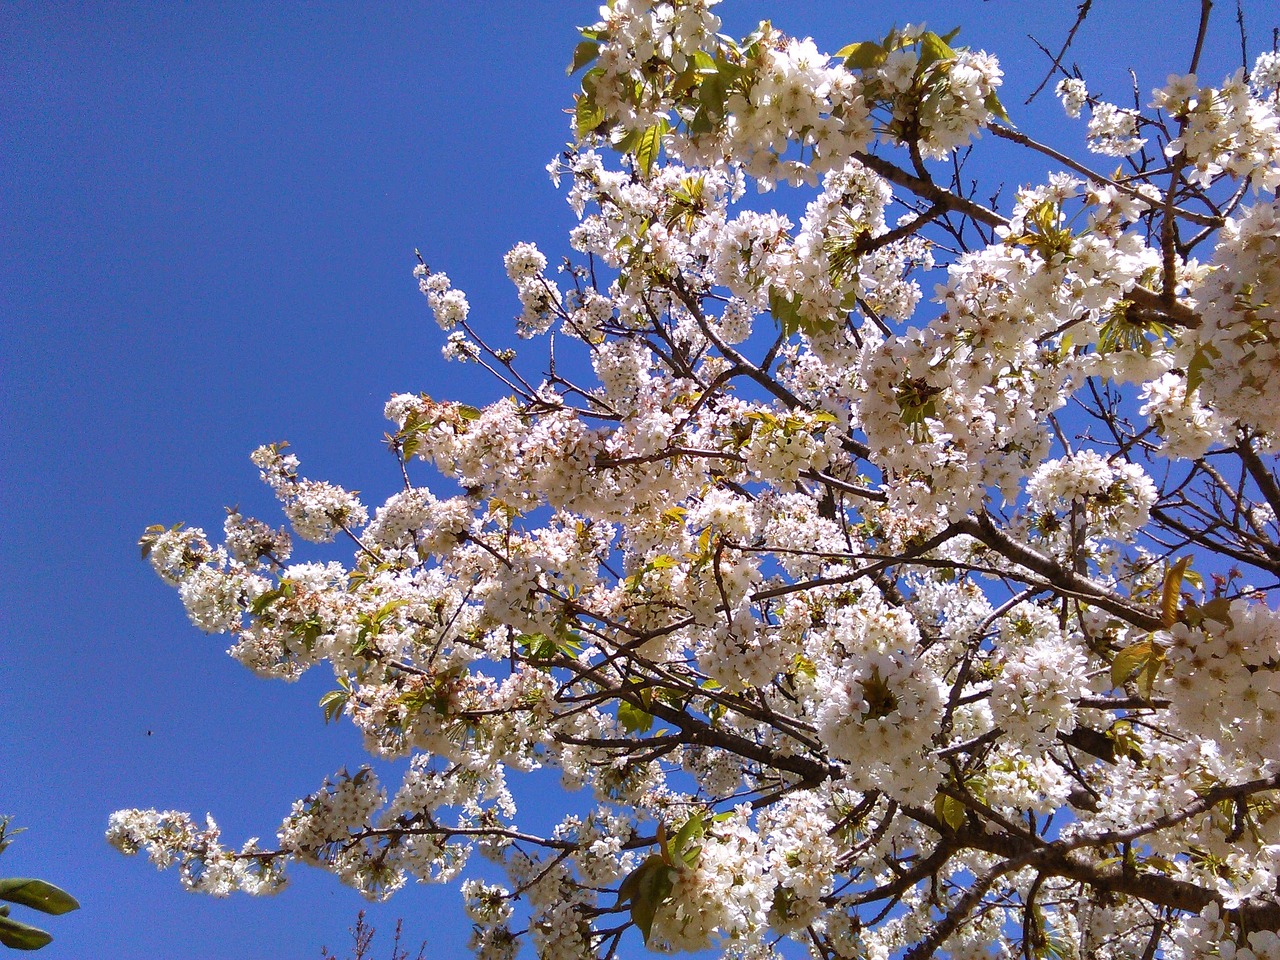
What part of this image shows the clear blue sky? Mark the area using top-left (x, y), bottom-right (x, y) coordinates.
top-left (2, 3), bottom-right (1271, 957)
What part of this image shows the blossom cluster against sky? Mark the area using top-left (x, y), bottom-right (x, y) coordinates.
top-left (2, 2), bottom-right (1271, 957)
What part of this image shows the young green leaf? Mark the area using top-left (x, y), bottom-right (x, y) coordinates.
top-left (838, 41), bottom-right (886, 71)
top-left (934, 792), bottom-right (967, 832)
top-left (618, 699), bottom-right (654, 734)
top-left (575, 95), bottom-right (606, 140)
top-left (1161, 556), bottom-right (1192, 628)
top-left (634, 120), bottom-right (668, 178)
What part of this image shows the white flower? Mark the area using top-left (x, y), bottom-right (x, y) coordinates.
top-left (1056, 77), bottom-right (1088, 118)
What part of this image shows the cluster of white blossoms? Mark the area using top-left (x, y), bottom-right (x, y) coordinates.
top-left (1026, 451), bottom-right (1158, 545)
top-left (878, 39), bottom-right (1004, 159)
top-left (1160, 598), bottom-right (1280, 765)
top-left (106, 809), bottom-right (283, 897)
top-left (1185, 199), bottom-right (1280, 444)
top-left (1086, 101), bottom-right (1147, 156)
top-left (1154, 59), bottom-right (1280, 191)
top-left (503, 241), bottom-right (564, 337)
top-left (992, 607), bottom-right (1091, 749)
top-left (586, 0), bottom-right (724, 132)
top-left (116, 4), bottom-right (1280, 959)
top-left (251, 443), bottom-right (368, 544)
top-left (1056, 76), bottom-right (1089, 118)
top-left (414, 264), bottom-right (471, 330)
top-left (811, 583), bottom-right (946, 804)
top-left (1139, 370), bottom-right (1231, 459)
top-left (701, 30), bottom-right (872, 186)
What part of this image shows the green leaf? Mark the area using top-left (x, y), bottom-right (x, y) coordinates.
top-left (934, 792), bottom-right (967, 831)
top-left (669, 65), bottom-right (701, 99)
top-left (249, 582), bottom-right (290, 617)
top-left (0, 880), bottom-right (78, 917)
top-left (769, 287), bottom-right (804, 337)
top-left (1185, 343), bottom-right (1219, 394)
top-left (622, 856), bottom-right (675, 945)
top-left (918, 31), bottom-right (956, 71)
top-left (319, 688), bottom-right (350, 724)
top-left (838, 41), bottom-right (886, 71)
top-left (0, 914), bottom-right (53, 950)
top-left (670, 813), bottom-right (705, 861)
top-left (634, 120), bottom-right (668, 178)
top-left (791, 654), bottom-right (817, 679)
top-left (1161, 556), bottom-right (1191, 628)
top-left (618, 699), bottom-right (654, 734)
top-left (698, 69), bottom-right (727, 119)
top-left (984, 91), bottom-right (1011, 125)
top-left (575, 94), bottom-right (606, 140)
top-left (615, 853), bottom-right (654, 906)
top-left (138, 524), bottom-right (167, 560)
top-left (567, 40), bottom-right (599, 76)
top-left (1111, 638), bottom-right (1161, 692)
top-left (689, 106), bottom-right (715, 136)
top-left (1186, 596), bottom-right (1234, 628)
top-left (1110, 639), bottom-right (1150, 689)
top-left (613, 126), bottom-right (644, 154)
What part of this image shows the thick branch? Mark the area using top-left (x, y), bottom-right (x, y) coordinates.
top-left (958, 513), bottom-right (1163, 630)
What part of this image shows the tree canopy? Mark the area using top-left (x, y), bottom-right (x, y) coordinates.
top-left (111, 2), bottom-right (1280, 957)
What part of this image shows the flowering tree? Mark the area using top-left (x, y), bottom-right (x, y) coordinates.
top-left (109, 2), bottom-right (1280, 958)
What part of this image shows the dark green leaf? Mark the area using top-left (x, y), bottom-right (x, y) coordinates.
top-left (698, 69), bottom-right (727, 120)
top-left (615, 854), bottom-right (658, 906)
top-left (567, 40), bottom-right (599, 76)
top-left (984, 90), bottom-right (1011, 125)
top-left (689, 106), bottom-right (715, 137)
top-left (248, 587), bottom-right (284, 617)
top-left (0, 915), bottom-right (53, 951)
top-left (138, 524), bottom-right (167, 560)
top-left (628, 856), bottom-right (675, 944)
top-left (0, 880), bottom-right (78, 917)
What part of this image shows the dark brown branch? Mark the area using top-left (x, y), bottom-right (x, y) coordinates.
top-left (852, 151), bottom-right (1006, 229)
top-left (1025, 1), bottom-right (1093, 105)
top-left (958, 513), bottom-right (1163, 630)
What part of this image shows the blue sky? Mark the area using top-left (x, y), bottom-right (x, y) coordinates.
top-left (2, 2), bottom-right (1272, 957)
